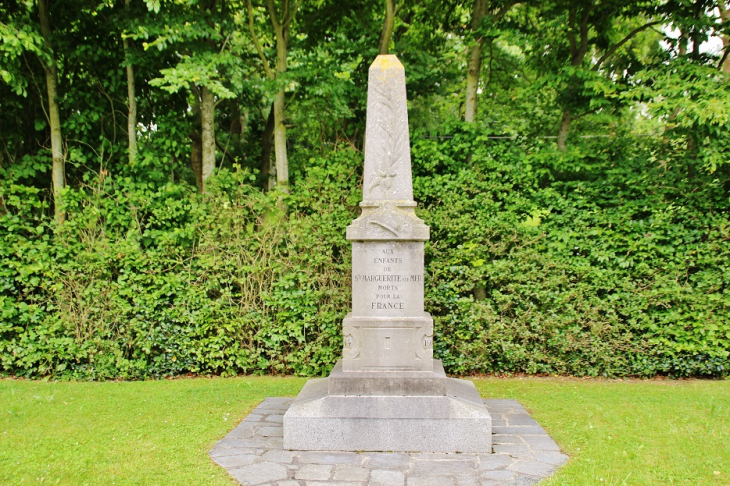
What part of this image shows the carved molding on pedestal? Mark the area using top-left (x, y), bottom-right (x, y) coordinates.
top-left (346, 202), bottom-right (429, 241)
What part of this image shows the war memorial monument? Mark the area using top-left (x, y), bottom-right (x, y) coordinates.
top-left (209, 55), bottom-right (568, 485)
top-left (282, 54), bottom-right (492, 453)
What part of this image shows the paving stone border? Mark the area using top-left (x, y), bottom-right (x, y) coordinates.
top-left (210, 397), bottom-right (568, 486)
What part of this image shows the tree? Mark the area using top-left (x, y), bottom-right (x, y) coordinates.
top-left (122, 0), bottom-right (138, 165)
top-left (718, 1), bottom-right (730, 73)
top-left (378, 0), bottom-right (399, 54)
top-left (143, 0), bottom-right (246, 192)
top-left (464, 0), bottom-right (513, 122)
top-left (246, 0), bottom-right (300, 193)
top-left (522, 0), bottom-right (662, 151)
top-left (38, 0), bottom-right (65, 222)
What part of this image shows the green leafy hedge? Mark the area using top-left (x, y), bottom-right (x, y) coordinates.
top-left (1, 126), bottom-right (728, 379)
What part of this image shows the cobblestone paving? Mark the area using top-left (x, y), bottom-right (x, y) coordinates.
top-left (210, 397), bottom-right (568, 486)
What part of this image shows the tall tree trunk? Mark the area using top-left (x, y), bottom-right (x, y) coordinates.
top-left (191, 130), bottom-right (203, 191)
top-left (200, 86), bottom-right (216, 191)
top-left (719, 2), bottom-right (730, 74)
top-left (190, 94), bottom-right (203, 191)
top-left (260, 102), bottom-right (275, 190)
top-left (38, 0), bottom-right (65, 223)
top-left (272, 88), bottom-right (288, 191)
top-left (123, 0), bottom-right (137, 164)
top-left (464, 0), bottom-right (488, 122)
top-left (556, 109), bottom-right (572, 152)
top-left (378, 0), bottom-right (395, 55)
top-left (272, 4), bottom-right (291, 193)
top-left (247, 0), bottom-right (299, 193)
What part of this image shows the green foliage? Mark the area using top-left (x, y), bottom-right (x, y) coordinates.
top-left (1, 128), bottom-right (728, 379)
top-left (412, 124), bottom-right (729, 378)
top-left (0, 0), bottom-right (728, 380)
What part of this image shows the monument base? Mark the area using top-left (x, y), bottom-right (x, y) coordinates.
top-left (283, 376), bottom-right (492, 453)
top-left (328, 359), bottom-right (447, 396)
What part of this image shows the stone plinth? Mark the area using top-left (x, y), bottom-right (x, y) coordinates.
top-left (284, 378), bottom-right (492, 453)
top-left (328, 359), bottom-right (447, 396)
top-left (283, 54), bottom-right (491, 453)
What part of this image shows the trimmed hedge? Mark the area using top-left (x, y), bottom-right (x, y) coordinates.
top-left (1, 126), bottom-right (728, 379)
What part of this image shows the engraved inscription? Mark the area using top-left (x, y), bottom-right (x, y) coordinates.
top-left (352, 241), bottom-right (425, 316)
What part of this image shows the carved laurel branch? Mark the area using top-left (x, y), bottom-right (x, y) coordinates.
top-left (368, 80), bottom-right (406, 197)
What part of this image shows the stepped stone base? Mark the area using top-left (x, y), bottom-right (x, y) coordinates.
top-left (283, 377), bottom-right (492, 453)
top-left (328, 359), bottom-right (447, 396)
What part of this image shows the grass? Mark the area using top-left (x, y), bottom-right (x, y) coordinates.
top-left (0, 376), bottom-right (727, 485)
top-left (474, 378), bottom-right (730, 486)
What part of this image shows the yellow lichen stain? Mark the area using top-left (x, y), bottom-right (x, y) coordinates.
top-left (371, 55), bottom-right (403, 73)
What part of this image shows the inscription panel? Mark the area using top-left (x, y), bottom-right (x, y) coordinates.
top-left (358, 327), bottom-right (416, 369)
top-left (352, 241), bottom-right (424, 317)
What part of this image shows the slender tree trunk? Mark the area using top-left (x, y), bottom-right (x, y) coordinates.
top-left (247, 0), bottom-right (299, 193)
top-left (378, 0), bottom-right (395, 55)
top-left (261, 102), bottom-right (275, 190)
top-left (273, 13), bottom-right (289, 193)
top-left (556, 109), bottom-right (572, 152)
top-left (191, 130), bottom-right (203, 191)
top-left (190, 94), bottom-right (203, 191)
top-left (464, 0), bottom-right (488, 122)
top-left (200, 86), bottom-right (216, 191)
top-left (272, 88), bottom-right (288, 191)
top-left (123, 0), bottom-right (137, 164)
top-left (39, 0), bottom-right (65, 223)
top-left (464, 44), bottom-right (483, 122)
top-left (719, 2), bottom-right (730, 74)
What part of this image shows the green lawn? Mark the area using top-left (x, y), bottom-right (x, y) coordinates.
top-left (0, 376), bottom-right (727, 485)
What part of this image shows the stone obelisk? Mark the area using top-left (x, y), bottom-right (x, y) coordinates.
top-left (283, 55), bottom-right (492, 453)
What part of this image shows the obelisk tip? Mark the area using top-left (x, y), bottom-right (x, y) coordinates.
top-left (370, 54), bottom-right (404, 72)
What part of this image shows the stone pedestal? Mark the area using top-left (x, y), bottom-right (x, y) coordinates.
top-left (284, 377), bottom-right (492, 453)
top-left (283, 54), bottom-right (491, 453)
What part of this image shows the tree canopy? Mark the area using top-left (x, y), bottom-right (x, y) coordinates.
top-left (1, 0), bottom-right (729, 379)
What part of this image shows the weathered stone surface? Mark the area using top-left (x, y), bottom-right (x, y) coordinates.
top-left (260, 449), bottom-right (296, 464)
top-left (257, 426), bottom-right (283, 437)
top-left (228, 462), bottom-right (288, 485)
top-left (480, 469), bottom-right (516, 481)
top-left (277, 481), bottom-right (301, 486)
top-left (211, 453), bottom-right (259, 469)
top-left (492, 435), bottom-right (524, 445)
top-left (210, 398), bottom-right (566, 486)
top-left (522, 435), bottom-right (560, 451)
top-left (363, 453), bottom-right (412, 470)
top-left (303, 482), bottom-right (362, 486)
top-left (283, 379), bottom-right (491, 453)
top-left (407, 477), bottom-right (456, 486)
top-left (370, 469), bottom-right (405, 486)
top-left (506, 414), bottom-right (540, 427)
top-left (294, 464), bottom-right (333, 481)
top-left (328, 359), bottom-right (446, 396)
top-left (532, 451), bottom-right (569, 466)
top-left (508, 460), bottom-right (557, 477)
top-left (454, 477), bottom-right (480, 486)
top-left (333, 465), bottom-right (370, 482)
top-left (492, 426), bottom-right (546, 436)
top-left (272, 54), bottom-right (491, 453)
top-left (409, 458), bottom-right (478, 476)
top-left (514, 475), bottom-right (543, 486)
top-left (362, 55), bottom-right (413, 204)
top-left (297, 451), bottom-right (364, 466)
top-left (478, 454), bottom-right (514, 470)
